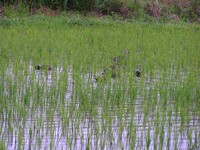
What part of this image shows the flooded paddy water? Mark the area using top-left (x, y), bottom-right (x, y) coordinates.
top-left (1, 64), bottom-right (199, 150)
top-left (0, 16), bottom-right (200, 150)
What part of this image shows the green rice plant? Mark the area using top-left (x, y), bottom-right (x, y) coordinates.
top-left (146, 126), bottom-right (151, 150)
top-left (159, 123), bottom-right (165, 149)
top-left (37, 136), bottom-right (42, 149)
top-left (0, 139), bottom-right (6, 150)
top-left (18, 130), bottom-right (23, 150)
top-left (0, 15), bottom-right (199, 149)
top-left (29, 127), bottom-right (33, 140)
top-left (166, 127), bottom-right (171, 150)
top-left (128, 117), bottom-right (136, 149)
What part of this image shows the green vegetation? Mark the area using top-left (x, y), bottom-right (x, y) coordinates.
top-left (0, 16), bottom-right (200, 149)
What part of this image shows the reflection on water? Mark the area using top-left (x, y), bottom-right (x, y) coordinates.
top-left (1, 65), bottom-right (200, 150)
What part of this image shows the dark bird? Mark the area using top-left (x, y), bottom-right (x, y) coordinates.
top-left (95, 50), bottom-right (130, 83)
top-left (35, 64), bottom-right (42, 70)
top-left (135, 66), bottom-right (141, 77)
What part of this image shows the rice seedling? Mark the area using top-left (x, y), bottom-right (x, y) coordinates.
top-left (0, 15), bottom-right (199, 149)
top-left (0, 139), bottom-right (6, 150)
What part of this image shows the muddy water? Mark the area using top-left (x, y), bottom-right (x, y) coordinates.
top-left (1, 66), bottom-right (200, 150)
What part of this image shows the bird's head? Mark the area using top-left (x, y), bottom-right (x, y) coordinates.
top-left (123, 50), bottom-right (130, 57)
top-left (113, 57), bottom-right (119, 62)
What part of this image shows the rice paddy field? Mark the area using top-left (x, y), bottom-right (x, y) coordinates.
top-left (0, 16), bottom-right (200, 150)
